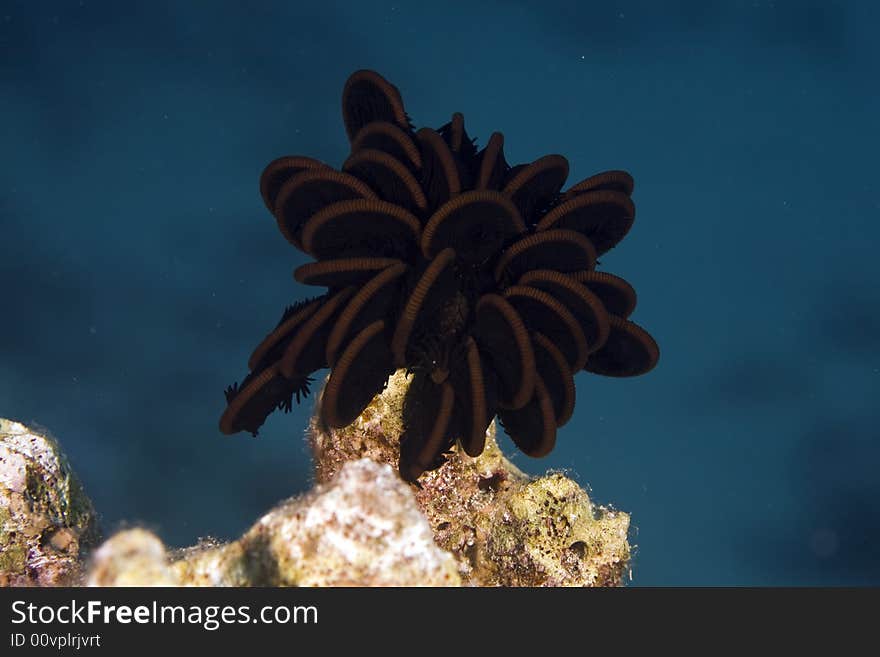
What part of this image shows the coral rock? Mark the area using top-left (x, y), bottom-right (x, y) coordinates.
top-left (0, 419), bottom-right (98, 586)
top-left (3, 369), bottom-right (631, 588)
top-left (85, 459), bottom-right (460, 587)
top-left (311, 370), bottom-right (632, 586)
top-left (240, 458), bottom-right (460, 586)
top-left (86, 529), bottom-right (178, 586)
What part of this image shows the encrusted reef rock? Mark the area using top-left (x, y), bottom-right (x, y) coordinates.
top-left (87, 459), bottom-right (459, 586)
top-left (311, 370), bottom-right (632, 587)
top-left (86, 528), bottom-right (179, 586)
top-left (0, 419), bottom-right (98, 586)
top-left (1, 374), bottom-right (630, 586)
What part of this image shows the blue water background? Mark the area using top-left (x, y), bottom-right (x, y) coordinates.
top-left (2, 1), bottom-right (878, 585)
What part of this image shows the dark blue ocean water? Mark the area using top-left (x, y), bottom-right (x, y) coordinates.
top-left (2, 1), bottom-right (878, 585)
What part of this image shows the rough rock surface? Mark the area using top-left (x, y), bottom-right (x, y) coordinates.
top-left (2, 371), bottom-right (631, 586)
top-left (86, 528), bottom-right (179, 586)
top-left (87, 459), bottom-right (460, 586)
top-left (311, 371), bottom-right (632, 586)
top-left (0, 419), bottom-right (98, 586)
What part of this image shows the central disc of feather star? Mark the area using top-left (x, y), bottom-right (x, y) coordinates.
top-left (219, 70), bottom-right (659, 482)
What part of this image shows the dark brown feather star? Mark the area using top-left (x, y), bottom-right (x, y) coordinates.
top-left (220, 70), bottom-right (659, 482)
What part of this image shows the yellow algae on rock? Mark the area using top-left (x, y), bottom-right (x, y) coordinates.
top-left (487, 473), bottom-right (631, 586)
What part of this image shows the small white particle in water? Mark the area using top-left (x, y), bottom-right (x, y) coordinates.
top-left (580, 55), bottom-right (585, 60)
top-left (89, 326), bottom-right (96, 335)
